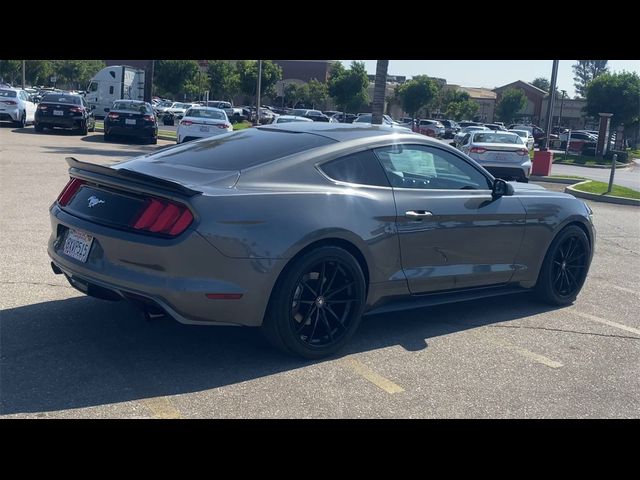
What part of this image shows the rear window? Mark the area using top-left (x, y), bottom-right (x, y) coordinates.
top-left (113, 101), bottom-right (152, 113)
top-left (0, 89), bottom-right (17, 98)
top-left (42, 94), bottom-right (82, 104)
top-left (147, 128), bottom-right (337, 171)
top-left (185, 108), bottom-right (226, 120)
top-left (473, 132), bottom-right (522, 144)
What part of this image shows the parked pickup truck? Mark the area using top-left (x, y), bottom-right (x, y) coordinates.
top-left (202, 101), bottom-right (244, 122)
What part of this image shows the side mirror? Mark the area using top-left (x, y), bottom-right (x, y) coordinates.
top-left (492, 178), bottom-right (514, 199)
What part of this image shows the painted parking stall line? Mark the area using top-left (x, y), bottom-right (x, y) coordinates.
top-left (483, 334), bottom-right (564, 369)
top-left (569, 309), bottom-right (640, 337)
top-left (140, 396), bottom-right (183, 419)
top-left (341, 357), bottom-right (405, 394)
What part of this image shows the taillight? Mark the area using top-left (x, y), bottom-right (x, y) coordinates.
top-left (57, 178), bottom-right (86, 206)
top-left (2, 100), bottom-right (17, 105)
top-left (131, 198), bottom-right (194, 236)
top-left (107, 112), bottom-right (119, 119)
top-left (37, 104), bottom-right (48, 110)
top-left (69, 106), bottom-right (84, 113)
top-left (470, 147), bottom-right (487, 154)
top-left (216, 124), bottom-right (230, 129)
top-left (143, 115), bottom-right (155, 122)
top-left (515, 149), bottom-right (529, 156)
top-left (180, 120), bottom-right (193, 126)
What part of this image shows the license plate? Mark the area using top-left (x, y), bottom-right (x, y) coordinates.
top-left (125, 118), bottom-right (136, 125)
top-left (53, 110), bottom-right (64, 116)
top-left (62, 228), bottom-right (94, 263)
top-left (199, 126), bottom-right (210, 132)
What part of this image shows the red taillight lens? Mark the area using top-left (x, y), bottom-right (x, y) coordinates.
top-left (57, 178), bottom-right (86, 206)
top-left (131, 198), bottom-right (193, 236)
top-left (107, 112), bottom-right (119, 119)
top-left (3, 100), bottom-right (17, 105)
top-left (69, 106), bottom-right (84, 113)
top-left (470, 147), bottom-right (487, 154)
top-left (37, 104), bottom-right (48, 110)
top-left (216, 123), bottom-right (230, 129)
top-left (180, 120), bottom-right (193, 126)
top-left (515, 149), bottom-right (529, 156)
top-left (143, 115), bottom-right (155, 122)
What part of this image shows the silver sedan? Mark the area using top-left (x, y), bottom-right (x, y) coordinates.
top-left (459, 130), bottom-right (532, 182)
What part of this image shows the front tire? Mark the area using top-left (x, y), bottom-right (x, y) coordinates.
top-left (535, 225), bottom-right (590, 305)
top-left (262, 246), bottom-right (366, 359)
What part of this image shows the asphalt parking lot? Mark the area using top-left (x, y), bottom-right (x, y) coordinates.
top-left (1, 124), bottom-right (639, 418)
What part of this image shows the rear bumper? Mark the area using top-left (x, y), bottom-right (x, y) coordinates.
top-left (35, 116), bottom-right (83, 129)
top-left (105, 125), bottom-right (157, 138)
top-left (177, 128), bottom-right (230, 143)
top-left (48, 204), bottom-right (283, 327)
top-left (0, 108), bottom-right (19, 122)
top-left (471, 157), bottom-right (532, 179)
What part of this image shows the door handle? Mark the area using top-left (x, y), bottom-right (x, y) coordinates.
top-left (405, 210), bottom-right (433, 219)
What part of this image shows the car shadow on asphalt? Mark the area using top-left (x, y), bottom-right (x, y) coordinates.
top-left (0, 293), bottom-right (562, 415)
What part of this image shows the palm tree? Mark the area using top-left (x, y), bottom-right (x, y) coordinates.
top-left (371, 60), bottom-right (388, 125)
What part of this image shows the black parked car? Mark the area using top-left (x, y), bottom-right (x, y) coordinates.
top-left (440, 119), bottom-right (460, 138)
top-left (34, 93), bottom-right (95, 135)
top-left (104, 100), bottom-right (158, 144)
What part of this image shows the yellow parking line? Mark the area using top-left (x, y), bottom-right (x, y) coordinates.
top-left (341, 357), bottom-right (404, 394)
top-left (610, 285), bottom-right (638, 296)
top-left (570, 310), bottom-right (640, 336)
top-left (140, 396), bottom-right (183, 419)
top-left (487, 336), bottom-right (563, 368)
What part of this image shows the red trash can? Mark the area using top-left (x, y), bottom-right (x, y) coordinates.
top-left (531, 151), bottom-right (553, 176)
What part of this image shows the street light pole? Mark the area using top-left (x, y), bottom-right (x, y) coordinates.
top-left (255, 60), bottom-right (262, 126)
top-left (558, 89), bottom-right (566, 129)
top-left (22, 60), bottom-right (25, 89)
top-left (542, 60), bottom-right (559, 151)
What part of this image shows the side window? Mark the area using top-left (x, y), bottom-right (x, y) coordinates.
top-left (374, 144), bottom-right (491, 190)
top-left (88, 82), bottom-right (98, 92)
top-left (461, 133), bottom-right (471, 145)
top-left (109, 86), bottom-right (114, 95)
top-left (320, 150), bottom-right (390, 187)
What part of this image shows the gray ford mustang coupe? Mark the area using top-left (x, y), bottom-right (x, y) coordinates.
top-left (48, 123), bottom-right (595, 358)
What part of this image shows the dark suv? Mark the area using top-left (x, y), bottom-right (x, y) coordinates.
top-left (104, 100), bottom-right (157, 144)
top-left (34, 93), bottom-right (96, 135)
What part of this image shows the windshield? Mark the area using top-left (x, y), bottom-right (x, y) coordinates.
top-left (512, 130), bottom-right (528, 138)
top-left (185, 108), bottom-right (226, 120)
top-left (0, 89), bottom-right (17, 98)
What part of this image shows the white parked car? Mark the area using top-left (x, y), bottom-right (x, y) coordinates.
top-left (453, 125), bottom-right (489, 147)
top-left (176, 107), bottom-right (232, 143)
top-left (510, 129), bottom-right (535, 150)
top-left (459, 130), bottom-right (531, 182)
top-left (0, 87), bottom-right (37, 127)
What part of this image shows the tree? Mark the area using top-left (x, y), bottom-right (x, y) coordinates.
top-left (394, 75), bottom-right (439, 117)
top-left (0, 60), bottom-right (22, 85)
top-left (155, 60), bottom-right (200, 98)
top-left (585, 71), bottom-right (640, 128)
top-left (328, 61), bottom-right (370, 113)
top-left (237, 60), bottom-right (282, 101)
top-left (531, 77), bottom-right (550, 92)
top-left (25, 60), bottom-right (54, 86)
top-left (50, 60), bottom-right (105, 89)
top-left (437, 89), bottom-right (478, 121)
top-left (495, 88), bottom-right (527, 124)
top-left (284, 83), bottom-right (307, 108)
top-left (573, 60), bottom-right (609, 98)
top-left (306, 78), bottom-right (328, 109)
top-left (371, 60), bottom-right (388, 124)
top-left (206, 60), bottom-right (240, 101)
top-left (184, 70), bottom-right (210, 100)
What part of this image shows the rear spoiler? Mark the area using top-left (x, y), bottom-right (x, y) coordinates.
top-left (66, 157), bottom-right (201, 197)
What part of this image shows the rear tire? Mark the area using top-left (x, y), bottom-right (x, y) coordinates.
top-left (88, 122), bottom-right (95, 132)
top-left (149, 135), bottom-right (157, 145)
top-left (34, 123), bottom-right (43, 133)
top-left (262, 246), bottom-right (366, 359)
top-left (79, 121), bottom-right (88, 135)
top-left (14, 111), bottom-right (26, 128)
top-left (535, 225), bottom-right (590, 305)
top-left (104, 132), bottom-right (112, 142)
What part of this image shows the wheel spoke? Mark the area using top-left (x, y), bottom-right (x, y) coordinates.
top-left (298, 300), bottom-right (315, 304)
top-left (564, 237), bottom-right (576, 260)
top-left (325, 262), bottom-right (339, 294)
top-left (320, 310), bottom-right (334, 342)
top-left (326, 305), bottom-right (345, 327)
top-left (553, 266), bottom-right (563, 286)
top-left (301, 280), bottom-right (317, 297)
top-left (318, 261), bottom-right (326, 295)
top-left (565, 267), bottom-right (578, 289)
top-left (296, 305), bottom-right (317, 333)
top-left (308, 308), bottom-right (320, 342)
top-left (326, 298), bottom-right (357, 304)
top-left (325, 282), bottom-right (354, 299)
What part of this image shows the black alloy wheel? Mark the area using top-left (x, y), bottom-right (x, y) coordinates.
top-left (263, 246), bottom-right (366, 359)
top-left (536, 225), bottom-right (590, 305)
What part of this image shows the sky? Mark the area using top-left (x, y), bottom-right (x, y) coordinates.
top-left (338, 60), bottom-right (640, 97)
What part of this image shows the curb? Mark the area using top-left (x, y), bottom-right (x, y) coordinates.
top-left (565, 181), bottom-right (640, 206)
top-left (530, 176), bottom-right (583, 184)
top-left (553, 161), bottom-right (631, 170)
